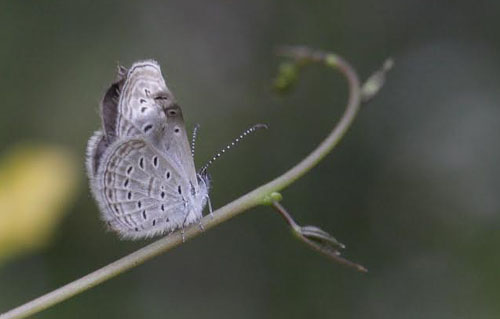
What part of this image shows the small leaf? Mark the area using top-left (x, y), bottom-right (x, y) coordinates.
top-left (361, 58), bottom-right (394, 102)
top-left (299, 225), bottom-right (345, 249)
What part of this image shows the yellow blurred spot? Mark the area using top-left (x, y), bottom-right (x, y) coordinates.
top-left (0, 145), bottom-right (78, 264)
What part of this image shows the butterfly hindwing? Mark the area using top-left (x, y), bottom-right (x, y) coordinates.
top-left (95, 137), bottom-right (197, 239)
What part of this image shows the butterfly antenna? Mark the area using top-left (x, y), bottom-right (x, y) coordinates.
top-left (191, 124), bottom-right (200, 157)
top-left (200, 123), bottom-right (268, 174)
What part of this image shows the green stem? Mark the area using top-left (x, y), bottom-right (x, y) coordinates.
top-left (0, 47), bottom-right (370, 319)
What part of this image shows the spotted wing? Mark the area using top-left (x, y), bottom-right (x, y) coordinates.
top-left (94, 137), bottom-right (192, 239)
top-left (160, 102), bottom-right (199, 187)
top-left (115, 60), bottom-right (173, 142)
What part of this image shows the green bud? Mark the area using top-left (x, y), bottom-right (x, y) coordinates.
top-left (324, 54), bottom-right (339, 67)
top-left (261, 192), bottom-right (283, 205)
top-left (273, 62), bottom-right (299, 94)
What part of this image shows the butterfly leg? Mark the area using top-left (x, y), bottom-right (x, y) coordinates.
top-left (180, 228), bottom-right (186, 242)
top-left (207, 195), bottom-right (214, 219)
top-left (198, 219), bottom-right (205, 231)
top-left (181, 215), bottom-right (189, 243)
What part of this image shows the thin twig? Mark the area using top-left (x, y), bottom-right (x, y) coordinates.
top-left (0, 47), bottom-right (388, 319)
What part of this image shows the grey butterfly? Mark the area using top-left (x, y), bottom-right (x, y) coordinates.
top-left (87, 60), bottom-right (209, 239)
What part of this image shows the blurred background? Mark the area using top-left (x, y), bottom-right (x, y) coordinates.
top-left (0, 1), bottom-right (499, 318)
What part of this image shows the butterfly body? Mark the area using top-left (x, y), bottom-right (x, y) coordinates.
top-left (87, 60), bottom-right (209, 239)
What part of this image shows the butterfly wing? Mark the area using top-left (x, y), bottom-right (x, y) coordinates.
top-left (94, 137), bottom-right (199, 239)
top-left (86, 130), bottom-right (106, 197)
top-left (86, 65), bottom-right (127, 182)
top-left (116, 60), bottom-right (199, 192)
top-left (160, 102), bottom-right (199, 187)
top-left (100, 66), bottom-right (126, 143)
top-left (115, 60), bottom-right (172, 142)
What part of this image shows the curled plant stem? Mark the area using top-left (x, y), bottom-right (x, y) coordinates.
top-left (0, 46), bottom-right (389, 319)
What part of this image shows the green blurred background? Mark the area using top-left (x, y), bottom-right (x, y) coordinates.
top-left (1, 1), bottom-right (499, 318)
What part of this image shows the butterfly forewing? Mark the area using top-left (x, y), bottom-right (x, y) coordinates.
top-left (161, 103), bottom-right (199, 188)
top-left (116, 61), bottom-right (170, 141)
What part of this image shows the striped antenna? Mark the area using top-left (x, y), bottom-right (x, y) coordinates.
top-left (200, 124), bottom-right (268, 173)
top-left (191, 124), bottom-right (200, 157)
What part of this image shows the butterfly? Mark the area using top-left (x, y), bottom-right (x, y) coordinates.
top-left (86, 60), bottom-right (210, 239)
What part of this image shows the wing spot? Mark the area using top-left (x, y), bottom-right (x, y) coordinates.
top-left (123, 179), bottom-right (129, 187)
top-left (137, 201), bottom-right (142, 208)
top-left (152, 156), bottom-right (158, 167)
top-left (127, 191), bottom-right (132, 200)
top-left (143, 124), bottom-right (153, 133)
top-left (135, 227), bottom-right (139, 232)
top-left (177, 185), bottom-right (182, 195)
top-left (166, 171), bottom-right (171, 179)
top-left (126, 166), bottom-right (133, 175)
top-left (141, 106), bottom-right (147, 113)
top-left (174, 127), bottom-right (180, 134)
top-left (140, 99), bottom-right (146, 104)
top-left (166, 217), bottom-right (170, 222)
top-left (152, 219), bottom-right (156, 226)
top-left (142, 210), bottom-right (147, 220)
top-left (161, 204), bottom-right (165, 211)
top-left (139, 157), bottom-right (144, 169)
top-left (190, 182), bottom-right (196, 196)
